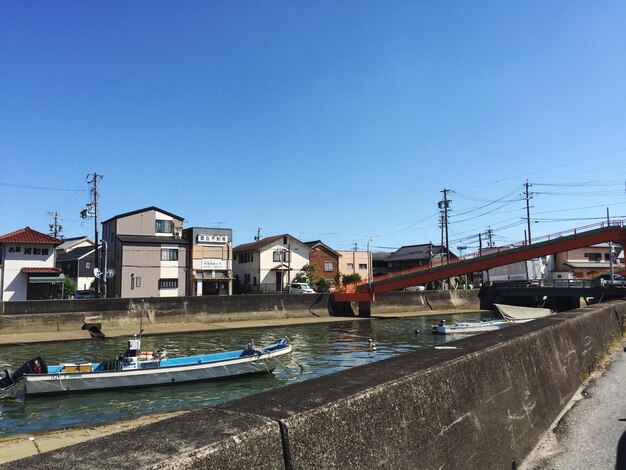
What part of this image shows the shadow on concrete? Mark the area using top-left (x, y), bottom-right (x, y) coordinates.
top-left (616, 427), bottom-right (626, 469)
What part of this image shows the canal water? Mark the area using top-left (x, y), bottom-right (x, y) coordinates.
top-left (0, 311), bottom-right (483, 437)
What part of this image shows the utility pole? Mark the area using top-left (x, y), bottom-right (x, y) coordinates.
top-left (47, 211), bottom-right (63, 239)
top-left (525, 180), bottom-right (533, 244)
top-left (438, 189), bottom-right (451, 264)
top-left (486, 227), bottom-right (494, 248)
top-left (608, 208), bottom-right (615, 283)
top-left (81, 173), bottom-right (103, 297)
top-left (439, 214), bottom-right (445, 263)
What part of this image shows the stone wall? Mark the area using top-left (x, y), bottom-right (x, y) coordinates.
top-left (5, 301), bottom-right (625, 469)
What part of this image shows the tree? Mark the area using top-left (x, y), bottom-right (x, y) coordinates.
top-left (314, 278), bottom-right (332, 292)
top-left (295, 264), bottom-right (320, 285)
top-left (64, 278), bottom-right (77, 298)
top-left (340, 273), bottom-right (362, 284)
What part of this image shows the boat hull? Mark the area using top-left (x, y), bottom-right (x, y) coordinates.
top-left (24, 343), bottom-right (292, 396)
top-left (431, 319), bottom-right (531, 335)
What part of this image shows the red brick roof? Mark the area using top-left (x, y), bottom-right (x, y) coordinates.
top-left (21, 267), bottom-right (62, 274)
top-left (0, 227), bottom-right (60, 245)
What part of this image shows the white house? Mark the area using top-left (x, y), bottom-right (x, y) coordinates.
top-left (0, 227), bottom-right (64, 301)
top-left (232, 234), bottom-right (313, 293)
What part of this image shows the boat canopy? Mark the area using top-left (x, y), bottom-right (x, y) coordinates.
top-left (493, 304), bottom-right (554, 320)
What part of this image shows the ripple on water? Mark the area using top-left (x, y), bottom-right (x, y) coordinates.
top-left (0, 312), bottom-right (480, 437)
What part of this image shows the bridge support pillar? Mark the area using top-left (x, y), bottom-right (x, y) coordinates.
top-left (328, 296), bottom-right (356, 317)
top-left (358, 302), bottom-right (371, 318)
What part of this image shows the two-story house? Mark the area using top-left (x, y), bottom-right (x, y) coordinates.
top-left (101, 207), bottom-right (188, 298)
top-left (385, 243), bottom-right (453, 273)
top-left (0, 227), bottom-right (63, 300)
top-left (304, 240), bottom-right (341, 281)
top-left (182, 227), bottom-right (233, 296)
top-left (554, 243), bottom-right (624, 279)
top-left (55, 236), bottom-right (97, 291)
top-left (233, 234), bottom-right (313, 293)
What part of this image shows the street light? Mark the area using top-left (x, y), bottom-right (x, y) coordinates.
top-left (367, 239), bottom-right (373, 289)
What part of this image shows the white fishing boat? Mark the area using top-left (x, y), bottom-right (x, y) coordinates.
top-left (431, 304), bottom-right (555, 335)
top-left (0, 335), bottom-right (292, 396)
top-left (431, 318), bottom-right (531, 335)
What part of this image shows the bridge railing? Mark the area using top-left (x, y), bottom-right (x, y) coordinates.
top-left (491, 279), bottom-right (602, 289)
top-left (339, 219), bottom-right (625, 293)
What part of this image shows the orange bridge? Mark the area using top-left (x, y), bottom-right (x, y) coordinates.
top-left (333, 221), bottom-right (626, 303)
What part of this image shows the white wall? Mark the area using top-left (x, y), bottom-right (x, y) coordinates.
top-left (1, 244), bottom-right (56, 301)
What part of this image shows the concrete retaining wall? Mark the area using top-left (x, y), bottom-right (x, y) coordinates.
top-left (5, 301), bottom-right (625, 470)
top-left (0, 291), bottom-right (479, 335)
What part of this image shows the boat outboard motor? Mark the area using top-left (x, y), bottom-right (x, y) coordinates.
top-left (0, 356), bottom-right (48, 390)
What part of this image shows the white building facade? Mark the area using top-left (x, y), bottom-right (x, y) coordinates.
top-left (233, 234), bottom-right (312, 293)
top-left (0, 227), bottom-right (63, 301)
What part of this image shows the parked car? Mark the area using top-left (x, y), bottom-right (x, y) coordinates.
top-left (404, 285), bottom-right (426, 292)
top-left (289, 282), bottom-right (315, 294)
top-left (596, 273), bottom-right (626, 286)
top-left (74, 289), bottom-right (96, 299)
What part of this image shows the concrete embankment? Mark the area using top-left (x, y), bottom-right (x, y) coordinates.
top-left (3, 300), bottom-right (625, 469)
top-left (0, 290), bottom-right (479, 343)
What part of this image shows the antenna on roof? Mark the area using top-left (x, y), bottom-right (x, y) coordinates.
top-left (254, 227), bottom-right (262, 241)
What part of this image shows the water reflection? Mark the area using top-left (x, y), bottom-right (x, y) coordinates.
top-left (0, 312), bottom-right (482, 436)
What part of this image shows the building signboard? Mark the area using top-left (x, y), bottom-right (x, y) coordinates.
top-left (201, 259), bottom-right (227, 270)
top-left (197, 234), bottom-right (228, 244)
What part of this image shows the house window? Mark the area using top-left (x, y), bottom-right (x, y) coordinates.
top-left (324, 261), bottom-right (334, 272)
top-left (347, 263), bottom-right (354, 270)
top-left (155, 220), bottom-right (174, 234)
top-left (238, 252), bottom-right (253, 263)
top-left (273, 251), bottom-right (289, 262)
top-left (158, 278), bottom-right (178, 289)
top-left (86, 262), bottom-right (91, 269)
top-left (585, 253), bottom-right (602, 262)
top-left (161, 249), bottom-right (179, 261)
top-left (244, 273), bottom-right (251, 284)
top-left (136, 277), bottom-right (141, 288)
top-left (359, 263), bottom-right (367, 270)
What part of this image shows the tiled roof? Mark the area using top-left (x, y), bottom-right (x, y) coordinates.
top-left (386, 244), bottom-right (446, 262)
top-left (233, 234), bottom-right (289, 253)
top-left (0, 227), bottom-right (60, 245)
top-left (56, 245), bottom-right (95, 261)
top-left (21, 267), bottom-right (62, 274)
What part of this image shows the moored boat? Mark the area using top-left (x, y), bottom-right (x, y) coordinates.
top-left (0, 335), bottom-right (292, 396)
top-left (431, 318), bottom-right (531, 335)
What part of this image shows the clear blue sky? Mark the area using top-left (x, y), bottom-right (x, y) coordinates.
top-left (1, 1), bottom-right (625, 253)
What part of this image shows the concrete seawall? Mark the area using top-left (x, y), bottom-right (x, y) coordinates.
top-left (0, 290), bottom-right (480, 336)
top-left (3, 300), bottom-right (624, 469)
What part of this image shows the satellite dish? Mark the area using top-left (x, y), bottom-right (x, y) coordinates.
top-left (93, 268), bottom-right (102, 278)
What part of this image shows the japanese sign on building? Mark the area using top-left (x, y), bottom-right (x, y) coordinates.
top-left (197, 234), bottom-right (228, 244)
top-left (7, 246), bottom-right (49, 256)
top-left (201, 259), bottom-right (227, 270)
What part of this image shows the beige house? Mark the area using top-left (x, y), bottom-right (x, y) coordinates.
top-left (183, 227), bottom-right (233, 296)
top-left (554, 243), bottom-right (623, 279)
top-left (337, 250), bottom-right (371, 280)
top-left (102, 207), bottom-right (188, 298)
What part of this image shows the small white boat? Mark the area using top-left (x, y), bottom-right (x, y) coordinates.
top-left (0, 335), bottom-right (292, 396)
top-left (431, 318), bottom-right (531, 335)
